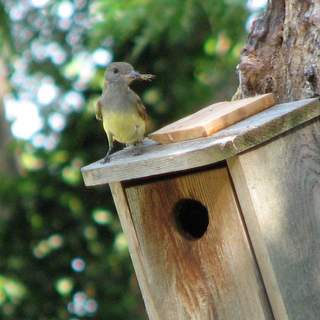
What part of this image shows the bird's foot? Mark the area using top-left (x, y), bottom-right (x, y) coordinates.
top-left (132, 148), bottom-right (143, 156)
top-left (101, 149), bottom-right (113, 164)
top-left (101, 156), bottom-right (111, 164)
top-left (132, 142), bottom-right (143, 156)
top-left (125, 144), bottom-right (134, 149)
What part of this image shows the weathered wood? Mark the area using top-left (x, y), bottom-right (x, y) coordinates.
top-left (150, 94), bottom-right (275, 144)
top-left (228, 118), bottom-right (320, 320)
top-left (109, 182), bottom-right (160, 319)
top-left (124, 167), bottom-right (273, 320)
top-left (81, 98), bottom-right (319, 186)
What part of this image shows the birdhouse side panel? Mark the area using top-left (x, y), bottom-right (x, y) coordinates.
top-left (228, 118), bottom-right (320, 320)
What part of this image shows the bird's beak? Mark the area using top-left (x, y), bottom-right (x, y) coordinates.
top-left (127, 70), bottom-right (155, 81)
top-left (128, 70), bottom-right (142, 80)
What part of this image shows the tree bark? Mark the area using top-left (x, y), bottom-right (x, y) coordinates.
top-left (0, 59), bottom-right (17, 219)
top-left (235, 0), bottom-right (320, 103)
top-left (0, 60), bottom-right (16, 173)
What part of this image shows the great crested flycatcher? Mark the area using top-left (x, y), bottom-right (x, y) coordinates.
top-left (96, 62), bottom-right (154, 163)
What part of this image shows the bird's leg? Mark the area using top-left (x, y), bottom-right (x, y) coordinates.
top-left (102, 131), bottom-right (114, 163)
top-left (102, 147), bottom-right (113, 163)
top-left (131, 141), bottom-right (143, 156)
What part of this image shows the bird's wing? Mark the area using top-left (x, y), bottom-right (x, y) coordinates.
top-left (96, 99), bottom-right (103, 121)
top-left (135, 94), bottom-right (148, 121)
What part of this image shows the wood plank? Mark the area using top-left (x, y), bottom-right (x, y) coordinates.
top-left (228, 118), bottom-right (320, 320)
top-left (109, 182), bottom-right (160, 320)
top-left (149, 94), bottom-right (275, 144)
top-left (81, 98), bottom-right (320, 186)
top-left (125, 167), bottom-right (274, 320)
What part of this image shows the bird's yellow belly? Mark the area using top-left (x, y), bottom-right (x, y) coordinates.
top-left (103, 111), bottom-right (145, 144)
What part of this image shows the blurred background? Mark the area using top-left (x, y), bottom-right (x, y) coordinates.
top-left (0, 0), bottom-right (266, 319)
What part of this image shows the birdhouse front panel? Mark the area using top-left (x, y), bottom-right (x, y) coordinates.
top-left (123, 165), bottom-right (273, 320)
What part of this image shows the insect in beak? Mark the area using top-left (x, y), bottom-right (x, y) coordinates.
top-left (127, 70), bottom-right (155, 81)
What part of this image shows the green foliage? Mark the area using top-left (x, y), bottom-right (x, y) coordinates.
top-left (91, 0), bottom-right (248, 125)
top-left (0, 2), bottom-right (14, 54)
top-left (0, 0), bottom-right (249, 318)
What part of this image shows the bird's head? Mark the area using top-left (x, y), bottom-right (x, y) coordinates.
top-left (104, 62), bottom-right (154, 86)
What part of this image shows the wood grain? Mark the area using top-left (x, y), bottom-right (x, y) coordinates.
top-left (109, 182), bottom-right (160, 319)
top-left (81, 98), bottom-right (320, 186)
top-left (149, 94), bottom-right (275, 144)
top-left (228, 118), bottom-right (320, 320)
top-left (124, 167), bottom-right (273, 320)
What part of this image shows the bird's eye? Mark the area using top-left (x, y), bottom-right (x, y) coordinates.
top-left (113, 68), bottom-right (119, 74)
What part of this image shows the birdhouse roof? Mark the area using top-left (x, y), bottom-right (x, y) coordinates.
top-left (81, 98), bottom-right (320, 186)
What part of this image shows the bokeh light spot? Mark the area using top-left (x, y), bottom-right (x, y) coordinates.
top-left (48, 113), bottom-right (66, 132)
top-left (21, 152), bottom-right (44, 170)
top-left (4, 98), bottom-right (43, 139)
top-left (68, 291), bottom-right (98, 316)
top-left (37, 82), bottom-right (58, 105)
top-left (92, 209), bottom-right (111, 225)
top-left (57, 1), bottom-right (74, 19)
top-left (48, 234), bottom-right (64, 249)
top-left (55, 277), bottom-right (74, 296)
top-left (92, 48), bottom-right (112, 66)
top-left (71, 258), bottom-right (86, 272)
top-left (83, 226), bottom-right (97, 240)
top-left (247, 0), bottom-right (267, 10)
top-left (85, 299), bottom-right (98, 313)
top-left (62, 166), bottom-right (81, 185)
top-left (31, 0), bottom-right (50, 8)
top-left (114, 233), bottom-right (128, 253)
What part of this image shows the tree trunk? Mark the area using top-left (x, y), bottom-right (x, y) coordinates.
top-left (0, 60), bottom-right (16, 173)
top-left (0, 59), bottom-right (17, 218)
top-left (236, 0), bottom-right (320, 103)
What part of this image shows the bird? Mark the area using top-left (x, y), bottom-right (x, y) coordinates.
top-left (96, 62), bottom-right (154, 163)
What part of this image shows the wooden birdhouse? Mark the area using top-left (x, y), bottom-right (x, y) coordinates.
top-left (81, 96), bottom-right (320, 320)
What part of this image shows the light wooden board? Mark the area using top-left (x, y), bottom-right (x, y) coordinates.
top-left (149, 94), bottom-right (275, 144)
top-left (109, 182), bottom-right (160, 319)
top-left (228, 118), bottom-right (320, 320)
top-left (81, 98), bottom-right (320, 186)
top-left (124, 167), bottom-right (273, 320)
